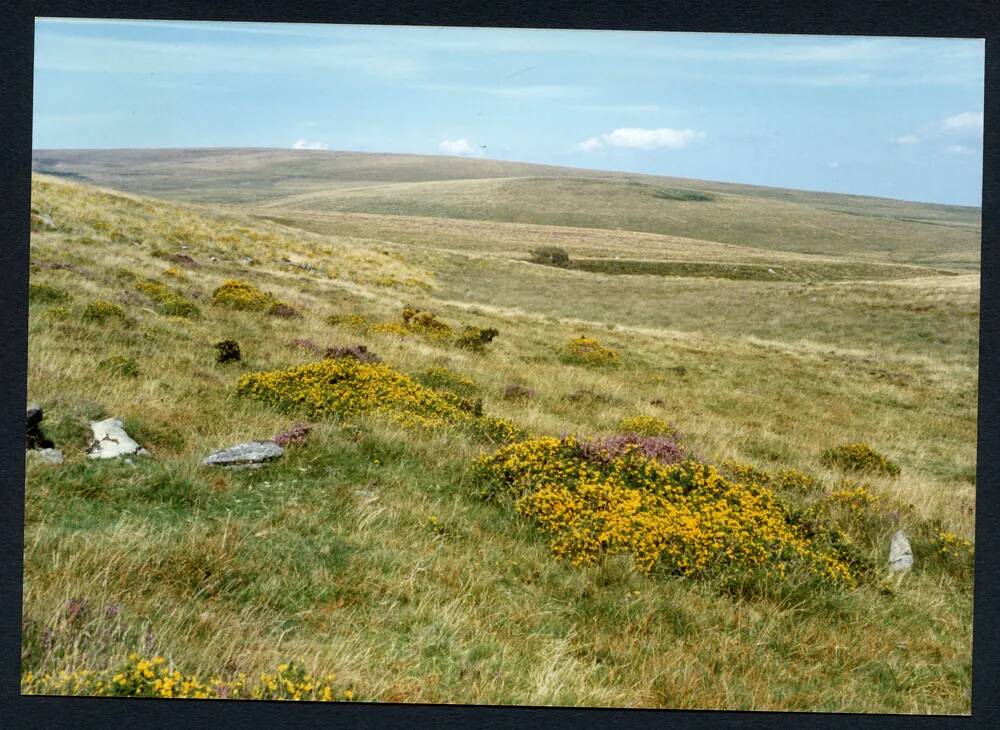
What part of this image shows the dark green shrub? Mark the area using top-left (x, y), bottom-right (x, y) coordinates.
top-left (455, 326), bottom-right (499, 352)
top-left (214, 339), bottom-right (241, 364)
top-left (530, 246), bottom-right (570, 267)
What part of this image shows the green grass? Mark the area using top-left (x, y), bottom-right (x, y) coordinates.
top-left (22, 169), bottom-right (978, 713)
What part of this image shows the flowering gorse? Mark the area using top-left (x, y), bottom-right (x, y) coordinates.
top-left (237, 356), bottom-right (524, 444)
top-left (21, 654), bottom-right (355, 702)
top-left (211, 279), bottom-right (291, 316)
top-left (473, 436), bottom-right (856, 585)
top-left (82, 300), bottom-right (127, 323)
top-left (821, 442), bottom-right (901, 477)
top-left (562, 336), bottom-right (620, 367)
top-left (136, 279), bottom-right (200, 319)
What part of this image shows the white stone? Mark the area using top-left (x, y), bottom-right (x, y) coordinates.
top-left (87, 418), bottom-right (149, 459)
top-left (888, 530), bottom-right (913, 573)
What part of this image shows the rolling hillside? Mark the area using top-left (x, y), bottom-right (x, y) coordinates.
top-left (22, 151), bottom-right (980, 712)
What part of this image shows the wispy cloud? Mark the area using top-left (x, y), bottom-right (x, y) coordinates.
top-left (578, 127), bottom-right (705, 152)
top-left (35, 30), bottom-right (422, 79)
top-left (943, 111), bottom-right (983, 133)
top-left (946, 144), bottom-right (974, 155)
top-left (438, 138), bottom-right (480, 156)
top-left (890, 134), bottom-right (920, 145)
top-left (418, 83), bottom-right (588, 99)
top-left (291, 139), bottom-right (328, 150)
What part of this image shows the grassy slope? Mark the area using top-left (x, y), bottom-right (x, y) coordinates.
top-left (33, 148), bottom-right (981, 266)
top-left (24, 170), bottom-right (977, 712)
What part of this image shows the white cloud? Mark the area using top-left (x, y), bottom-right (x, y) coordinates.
top-left (890, 134), bottom-right (919, 145)
top-left (946, 144), bottom-right (974, 155)
top-left (291, 139), bottom-right (328, 150)
top-left (943, 111), bottom-right (984, 133)
top-left (829, 161), bottom-right (840, 168)
top-left (578, 127), bottom-right (705, 152)
top-left (438, 138), bottom-right (479, 156)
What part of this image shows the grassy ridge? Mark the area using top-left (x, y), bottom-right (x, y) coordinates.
top-left (23, 173), bottom-right (976, 712)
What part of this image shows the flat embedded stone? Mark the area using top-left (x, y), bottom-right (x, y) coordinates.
top-left (87, 418), bottom-right (149, 460)
top-left (201, 440), bottom-right (283, 468)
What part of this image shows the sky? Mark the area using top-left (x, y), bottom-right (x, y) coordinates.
top-left (33, 19), bottom-right (986, 206)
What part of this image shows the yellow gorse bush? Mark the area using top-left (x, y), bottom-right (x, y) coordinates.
top-left (22, 654), bottom-right (355, 702)
top-left (136, 279), bottom-right (200, 319)
top-left (237, 356), bottom-right (525, 443)
top-left (562, 336), bottom-right (620, 367)
top-left (211, 279), bottom-right (287, 314)
top-left (474, 437), bottom-right (856, 585)
top-left (618, 415), bottom-right (678, 438)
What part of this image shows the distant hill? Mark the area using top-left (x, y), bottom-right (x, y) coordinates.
top-left (32, 148), bottom-right (982, 266)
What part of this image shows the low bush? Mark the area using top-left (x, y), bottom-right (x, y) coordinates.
top-left (82, 301), bottom-right (128, 324)
top-left (618, 414), bottom-right (679, 438)
top-left (136, 280), bottom-right (200, 319)
top-left (473, 436), bottom-right (857, 585)
top-left (237, 358), bottom-right (522, 444)
top-left (273, 423), bottom-right (311, 448)
top-left (530, 246), bottom-right (570, 267)
top-left (28, 282), bottom-right (69, 304)
top-left (562, 336), bottom-right (620, 368)
top-left (455, 326), bottom-right (500, 352)
top-left (211, 279), bottom-right (292, 317)
top-left (325, 344), bottom-right (380, 363)
top-left (401, 307), bottom-right (453, 338)
top-left (577, 432), bottom-right (686, 465)
top-left (22, 654), bottom-right (356, 701)
top-left (821, 442), bottom-right (901, 477)
top-left (214, 340), bottom-right (241, 364)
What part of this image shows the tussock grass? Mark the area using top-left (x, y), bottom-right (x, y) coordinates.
top-left (22, 172), bottom-right (976, 713)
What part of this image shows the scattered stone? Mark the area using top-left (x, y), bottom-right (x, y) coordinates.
top-left (354, 488), bottom-right (379, 503)
top-left (767, 268), bottom-right (777, 275)
top-left (27, 448), bottom-right (64, 465)
top-left (201, 440), bottom-right (283, 468)
top-left (87, 418), bottom-right (149, 459)
top-left (888, 530), bottom-right (913, 573)
top-left (239, 256), bottom-right (255, 266)
top-left (26, 404), bottom-right (55, 449)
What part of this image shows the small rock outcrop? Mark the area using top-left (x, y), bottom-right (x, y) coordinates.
top-left (28, 448), bottom-right (64, 465)
top-left (201, 441), bottom-right (283, 469)
top-left (888, 530), bottom-right (913, 573)
top-left (26, 404), bottom-right (55, 449)
top-left (87, 418), bottom-right (149, 460)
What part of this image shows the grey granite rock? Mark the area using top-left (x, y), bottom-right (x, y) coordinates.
top-left (201, 440), bottom-right (283, 468)
top-left (27, 448), bottom-right (64, 465)
top-left (888, 530), bottom-right (913, 573)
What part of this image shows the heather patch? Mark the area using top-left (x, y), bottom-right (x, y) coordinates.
top-left (273, 423), bottom-right (311, 448)
top-left (473, 436), bottom-right (857, 585)
top-left (577, 432), bottom-right (686, 466)
top-left (324, 344), bottom-right (380, 363)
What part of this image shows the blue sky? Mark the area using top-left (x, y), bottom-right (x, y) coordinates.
top-left (33, 19), bottom-right (985, 206)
